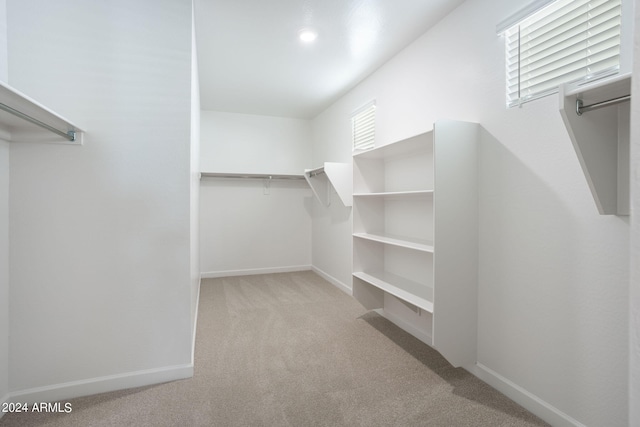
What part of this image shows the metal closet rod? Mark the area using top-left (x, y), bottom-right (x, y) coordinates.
top-left (0, 102), bottom-right (76, 141)
top-left (576, 94), bottom-right (630, 116)
top-left (200, 172), bottom-right (305, 180)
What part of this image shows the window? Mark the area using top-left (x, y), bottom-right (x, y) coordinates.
top-left (352, 101), bottom-right (376, 151)
top-left (501, 0), bottom-right (622, 107)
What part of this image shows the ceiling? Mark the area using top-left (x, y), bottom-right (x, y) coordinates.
top-left (194, 0), bottom-right (466, 119)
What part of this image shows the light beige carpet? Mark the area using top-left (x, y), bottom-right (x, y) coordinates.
top-left (0, 271), bottom-right (549, 426)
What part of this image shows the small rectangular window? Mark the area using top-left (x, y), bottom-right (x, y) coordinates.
top-left (352, 101), bottom-right (376, 151)
top-left (502, 0), bottom-right (622, 107)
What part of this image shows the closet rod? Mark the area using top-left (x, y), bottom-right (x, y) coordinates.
top-left (0, 102), bottom-right (76, 141)
top-left (576, 94), bottom-right (630, 116)
top-left (306, 168), bottom-right (326, 178)
top-left (200, 172), bottom-right (305, 180)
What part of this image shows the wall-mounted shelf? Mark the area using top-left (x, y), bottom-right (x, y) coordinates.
top-left (0, 80), bottom-right (83, 144)
top-left (559, 72), bottom-right (631, 215)
top-left (304, 162), bottom-right (352, 207)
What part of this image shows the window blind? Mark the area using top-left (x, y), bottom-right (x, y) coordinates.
top-left (505, 0), bottom-right (621, 107)
top-left (352, 102), bottom-right (376, 151)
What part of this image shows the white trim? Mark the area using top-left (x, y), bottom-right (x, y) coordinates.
top-left (311, 266), bottom-right (352, 295)
top-left (6, 364), bottom-right (193, 405)
top-left (201, 265), bottom-right (312, 279)
top-left (468, 363), bottom-right (587, 427)
top-left (496, 0), bottom-right (556, 34)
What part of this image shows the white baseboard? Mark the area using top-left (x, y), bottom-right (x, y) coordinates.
top-left (311, 266), bottom-right (352, 295)
top-left (468, 363), bottom-right (586, 427)
top-left (6, 363), bottom-right (193, 405)
top-left (191, 276), bottom-right (202, 366)
top-left (201, 265), bottom-right (311, 279)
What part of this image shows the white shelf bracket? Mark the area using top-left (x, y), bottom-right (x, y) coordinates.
top-left (304, 162), bottom-right (352, 207)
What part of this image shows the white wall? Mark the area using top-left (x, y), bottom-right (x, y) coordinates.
top-left (200, 111), bottom-right (312, 277)
top-left (311, 0), bottom-right (630, 425)
top-left (200, 111), bottom-right (312, 175)
top-left (6, 0), bottom-right (194, 397)
top-left (630, 1), bottom-right (640, 424)
top-left (0, 0), bottom-right (8, 408)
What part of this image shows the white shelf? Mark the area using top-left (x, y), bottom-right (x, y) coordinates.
top-left (304, 162), bottom-right (352, 206)
top-left (353, 132), bottom-right (433, 194)
top-left (0, 80), bottom-right (83, 144)
top-left (353, 190), bottom-right (433, 198)
top-left (559, 72), bottom-right (631, 215)
top-left (353, 271), bottom-right (433, 313)
top-left (353, 232), bottom-right (434, 252)
top-left (353, 131), bottom-right (433, 160)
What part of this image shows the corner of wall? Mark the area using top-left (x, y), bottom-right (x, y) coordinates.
top-left (628, 0), bottom-right (640, 423)
top-left (0, 139), bottom-right (9, 418)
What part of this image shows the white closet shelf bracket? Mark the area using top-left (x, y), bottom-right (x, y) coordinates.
top-left (304, 162), bottom-right (353, 207)
top-left (0, 80), bottom-right (83, 144)
top-left (305, 166), bottom-right (325, 178)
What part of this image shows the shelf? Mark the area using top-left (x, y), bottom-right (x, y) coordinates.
top-left (0, 80), bottom-right (83, 144)
top-left (200, 172), bottom-right (305, 180)
top-left (352, 119), bottom-right (479, 368)
top-left (353, 232), bottom-right (434, 252)
top-left (559, 72), bottom-right (631, 215)
top-left (304, 162), bottom-right (352, 206)
top-left (353, 133), bottom-right (433, 194)
top-left (353, 131), bottom-right (433, 160)
top-left (353, 271), bottom-right (433, 313)
top-left (353, 190), bottom-right (433, 198)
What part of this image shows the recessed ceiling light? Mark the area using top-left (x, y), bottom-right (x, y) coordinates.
top-left (299, 29), bottom-right (318, 43)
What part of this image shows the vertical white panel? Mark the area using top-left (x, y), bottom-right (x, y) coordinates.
top-left (0, 140), bottom-right (8, 403)
top-left (190, 1), bottom-right (201, 344)
top-left (432, 120), bottom-right (479, 368)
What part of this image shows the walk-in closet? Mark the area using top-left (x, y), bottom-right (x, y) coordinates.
top-left (1, 0), bottom-right (639, 426)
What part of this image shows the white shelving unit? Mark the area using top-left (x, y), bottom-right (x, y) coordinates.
top-left (304, 162), bottom-right (352, 206)
top-left (0, 80), bottom-right (83, 144)
top-left (559, 72), bottom-right (631, 215)
top-left (352, 120), bottom-right (479, 368)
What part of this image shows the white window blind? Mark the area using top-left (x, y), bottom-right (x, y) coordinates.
top-left (504, 0), bottom-right (622, 107)
top-left (352, 101), bottom-right (376, 151)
